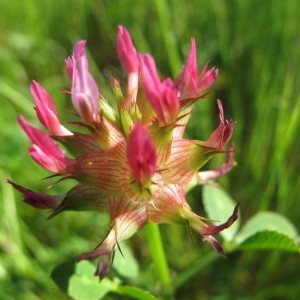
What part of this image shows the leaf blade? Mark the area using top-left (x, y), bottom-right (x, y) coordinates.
top-left (234, 211), bottom-right (298, 244)
top-left (234, 230), bottom-right (300, 253)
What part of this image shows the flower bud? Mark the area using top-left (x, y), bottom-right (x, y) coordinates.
top-left (127, 122), bottom-right (157, 186)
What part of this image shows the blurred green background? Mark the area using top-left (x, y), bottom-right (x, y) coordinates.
top-left (0, 0), bottom-right (299, 299)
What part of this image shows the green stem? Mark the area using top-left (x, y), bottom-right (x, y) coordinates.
top-left (145, 222), bottom-right (171, 286)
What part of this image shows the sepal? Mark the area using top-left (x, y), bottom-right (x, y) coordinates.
top-left (78, 195), bottom-right (148, 280)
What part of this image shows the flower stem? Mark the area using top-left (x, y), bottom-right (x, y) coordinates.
top-left (145, 222), bottom-right (171, 286)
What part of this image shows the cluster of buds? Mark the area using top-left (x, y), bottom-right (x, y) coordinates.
top-left (6, 26), bottom-right (237, 279)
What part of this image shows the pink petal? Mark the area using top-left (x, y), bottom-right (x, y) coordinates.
top-left (127, 122), bottom-right (157, 185)
top-left (160, 78), bottom-right (180, 124)
top-left (116, 26), bottom-right (139, 74)
top-left (205, 100), bottom-right (234, 150)
top-left (65, 40), bottom-right (87, 81)
top-left (19, 115), bottom-right (67, 173)
top-left (30, 81), bottom-right (72, 136)
top-left (68, 41), bottom-right (100, 125)
top-left (198, 63), bottom-right (218, 93)
top-left (139, 54), bottom-right (163, 118)
top-left (176, 38), bottom-right (198, 100)
top-left (139, 53), bottom-right (179, 125)
top-left (116, 26), bottom-right (140, 104)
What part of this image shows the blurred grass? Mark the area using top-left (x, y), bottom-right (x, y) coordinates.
top-left (0, 0), bottom-right (299, 299)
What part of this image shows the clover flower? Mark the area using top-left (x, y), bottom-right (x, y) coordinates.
top-left (6, 26), bottom-right (237, 279)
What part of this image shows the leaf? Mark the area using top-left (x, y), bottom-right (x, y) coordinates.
top-left (202, 185), bottom-right (239, 241)
top-left (113, 241), bottom-right (139, 279)
top-left (234, 211), bottom-right (298, 244)
top-left (235, 230), bottom-right (300, 252)
top-left (51, 258), bottom-right (115, 300)
top-left (51, 258), bottom-right (77, 292)
top-left (116, 285), bottom-right (158, 300)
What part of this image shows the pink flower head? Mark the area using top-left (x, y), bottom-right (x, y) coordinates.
top-left (127, 122), bottom-right (157, 185)
top-left (18, 115), bottom-right (67, 173)
top-left (67, 40), bottom-right (100, 125)
top-left (116, 26), bottom-right (139, 103)
top-left (139, 53), bottom-right (179, 125)
top-left (30, 81), bottom-right (72, 136)
top-left (176, 38), bottom-right (218, 100)
top-left (7, 26), bottom-right (238, 281)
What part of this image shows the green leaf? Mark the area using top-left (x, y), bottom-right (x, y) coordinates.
top-left (51, 258), bottom-right (77, 292)
top-left (235, 230), bottom-right (300, 252)
top-left (234, 211), bottom-right (298, 244)
top-left (202, 185), bottom-right (239, 241)
top-left (113, 241), bottom-right (139, 279)
top-left (51, 258), bottom-right (115, 300)
top-left (116, 285), bottom-right (158, 300)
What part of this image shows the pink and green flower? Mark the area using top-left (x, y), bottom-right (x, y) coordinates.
top-left (6, 26), bottom-right (237, 279)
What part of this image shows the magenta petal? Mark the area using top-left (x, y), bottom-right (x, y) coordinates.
top-left (116, 26), bottom-right (139, 103)
top-left (116, 26), bottom-right (139, 74)
top-left (176, 38), bottom-right (198, 100)
top-left (127, 122), bottom-right (157, 185)
top-left (139, 53), bottom-right (179, 124)
top-left (205, 100), bottom-right (234, 150)
top-left (160, 78), bottom-right (180, 124)
top-left (73, 40), bottom-right (87, 61)
top-left (69, 41), bottom-right (100, 125)
top-left (30, 81), bottom-right (72, 136)
top-left (65, 40), bottom-right (87, 81)
top-left (18, 115), bottom-right (67, 173)
top-left (72, 72), bottom-right (99, 125)
top-left (31, 81), bottom-right (58, 121)
top-left (139, 53), bottom-right (164, 120)
top-left (198, 63), bottom-right (218, 93)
